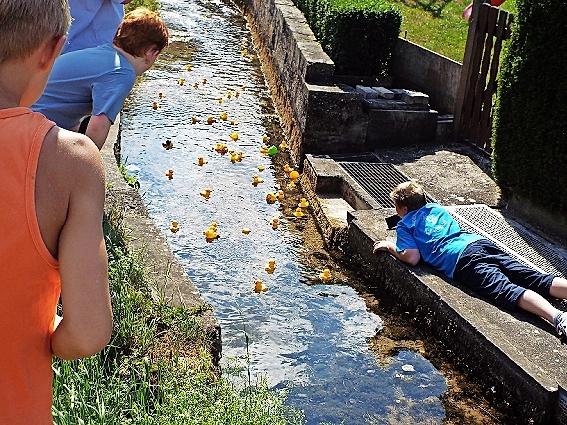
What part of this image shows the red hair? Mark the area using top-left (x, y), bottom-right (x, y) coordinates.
top-left (113, 8), bottom-right (168, 57)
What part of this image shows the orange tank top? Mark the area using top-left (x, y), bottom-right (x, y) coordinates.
top-left (0, 107), bottom-right (60, 424)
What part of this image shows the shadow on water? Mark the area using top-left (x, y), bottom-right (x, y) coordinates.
top-left (119, 0), bottom-right (506, 423)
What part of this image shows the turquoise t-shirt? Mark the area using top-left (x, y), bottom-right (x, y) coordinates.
top-left (395, 203), bottom-right (483, 278)
top-left (33, 44), bottom-right (136, 130)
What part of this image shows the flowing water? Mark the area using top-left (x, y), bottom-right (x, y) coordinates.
top-left (119, 0), bottom-right (493, 423)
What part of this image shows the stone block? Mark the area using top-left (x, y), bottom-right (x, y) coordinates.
top-left (355, 85), bottom-right (379, 99)
top-left (364, 99), bottom-right (430, 111)
top-left (371, 86), bottom-right (395, 99)
top-left (393, 89), bottom-right (430, 105)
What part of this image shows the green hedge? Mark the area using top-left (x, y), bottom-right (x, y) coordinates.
top-left (293, 0), bottom-right (402, 77)
top-left (492, 0), bottom-right (567, 213)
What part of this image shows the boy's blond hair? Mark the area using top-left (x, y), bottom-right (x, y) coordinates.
top-left (390, 181), bottom-right (427, 212)
top-left (0, 0), bottom-right (70, 64)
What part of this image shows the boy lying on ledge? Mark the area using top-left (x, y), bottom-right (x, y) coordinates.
top-left (373, 181), bottom-right (567, 338)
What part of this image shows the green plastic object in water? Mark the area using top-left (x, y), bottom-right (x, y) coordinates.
top-left (267, 145), bottom-right (278, 156)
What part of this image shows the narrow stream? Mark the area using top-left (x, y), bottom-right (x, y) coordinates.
top-left (119, 0), bottom-right (489, 423)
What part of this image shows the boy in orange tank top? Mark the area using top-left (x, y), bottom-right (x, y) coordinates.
top-left (0, 1), bottom-right (113, 423)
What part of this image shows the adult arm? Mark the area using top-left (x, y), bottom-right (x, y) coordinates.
top-left (50, 134), bottom-right (112, 360)
top-left (373, 240), bottom-right (421, 266)
top-left (85, 114), bottom-right (112, 150)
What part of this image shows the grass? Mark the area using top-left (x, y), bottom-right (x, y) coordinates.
top-left (126, 0), bottom-right (161, 13)
top-left (51, 207), bottom-right (304, 424)
top-left (389, 0), bottom-right (517, 62)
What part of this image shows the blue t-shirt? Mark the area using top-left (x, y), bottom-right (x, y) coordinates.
top-left (395, 203), bottom-right (483, 278)
top-left (33, 44), bottom-right (136, 130)
top-left (63, 0), bottom-right (124, 54)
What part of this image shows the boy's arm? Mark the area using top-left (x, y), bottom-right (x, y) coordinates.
top-left (85, 114), bottom-right (112, 150)
top-left (50, 133), bottom-right (112, 360)
top-left (373, 240), bottom-right (421, 266)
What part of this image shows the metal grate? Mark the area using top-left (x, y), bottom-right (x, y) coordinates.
top-left (339, 162), bottom-right (434, 208)
top-left (449, 205), bottom-right (567, 277)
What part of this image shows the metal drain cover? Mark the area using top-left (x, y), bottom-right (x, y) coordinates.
top-left (449, 205), bottom-right (567, 277)
top-left (339, 162), bottom-right (434, 208)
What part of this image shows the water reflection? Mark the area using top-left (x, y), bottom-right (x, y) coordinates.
top-left (120, 0), bottom-right (449, 423)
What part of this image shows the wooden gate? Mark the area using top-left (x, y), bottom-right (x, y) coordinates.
top-left (454, 0), bottom-right (514, 154)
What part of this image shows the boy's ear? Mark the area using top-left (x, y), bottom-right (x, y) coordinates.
top-left (144, 46), bottom-right (161, 65)
top-left (38, 35), bottom-right (66, 72)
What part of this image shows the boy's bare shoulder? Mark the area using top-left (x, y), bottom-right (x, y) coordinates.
top-left (41, 126), bottom-right (105, 192)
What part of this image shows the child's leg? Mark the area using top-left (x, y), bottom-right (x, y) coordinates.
top-left (516, 289), bottom-right (561, 324)
top-left (549, 277), bottom-right (567, 299)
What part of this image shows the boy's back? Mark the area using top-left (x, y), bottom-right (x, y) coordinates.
top-left (0, 108), bottom-right (61, 422)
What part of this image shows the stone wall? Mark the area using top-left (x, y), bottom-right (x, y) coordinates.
top-left (240, 0), bottom-right (368, 164)
top-left (392, 38), bottom-right (462, 114)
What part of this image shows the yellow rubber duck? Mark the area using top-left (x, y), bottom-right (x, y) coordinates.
top-left (241, 48), bottom-right (248, 56)
top-left (229, 152), bottom-right (240, 163)
top-left (214, 143), bottom-right (228, 154)
top-left (270, 217), bottom-right (280, 230)
top-left (226, 91), bottom-right (233, 99)
top-left (165, 169), bottom-right (174, 180)
top-left (218, 97), bottom-right (224, 105)
top-left (236, 151), bottom-right (245, 161)
top-left (207, 116), bottom-right (216, 125)
top-left (220, 111), bottom-right (228, 121)
top-left (230, 120), bottom-right (238, 125)
top-left (192, 116), bottom-right (200, 124)
top-left (262, 134), bottom-right (270, 144)
top-left (169, 220), bottom-right (180, 233)
top-left (293, 207), bottom-right (305, 218)
top-left (197, 157), bottom-right (207, 166)
top-left (277, 190), bottom-right (285, 202)
top-left (193, 82), bottom-right (199, 89)
top-left (152, 101), bottom-right (159, 110)
top-left (298, 198), bottom-right (309, 208)
top-left (242, 228), bottom-right (251, 235)
top-left (254, 279), bottom-right (268, 293)
top-left (266, 192), bottom-right (277, 204)
top-left (186, 64), bottom-right (192, 71)
top-left (162, 139), bottom-right (173, 150)
top-left (265, 259), bottom-right (276, 274)
top-left (158, 92), bottom-right (164, 99)
top-left (178, 78), bottom-right (185, 86)
top-left (279, 140), bottom-right (287, 151)
top-left (235, 91), bottom-right (240, 98)
top-left (200, 188), bottom-right (212, 199)
top-left (320, 268), bottom-right (332, 282)
top-left (252, 175), bottom-right (264, 186)
top-left (258, 165), bottom-right (265, 172)
top-left (203, 227), bottom-right (219, 241)
top-left (260, 146), bottom-right (269, 155)
top-left (289, 170), bottom-right (300, 182)
top-left (229, 132), bottom-right (239, 141)
top-left (202, 78), bottom-right (208, 85)
top-left (283, 164), bottom-right (293, 175)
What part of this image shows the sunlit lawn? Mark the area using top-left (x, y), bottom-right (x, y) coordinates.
top-left (389, 0), bottom-right (517, 62)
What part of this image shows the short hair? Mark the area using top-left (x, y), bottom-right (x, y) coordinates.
top-left (0, 0), bottom-right (70, 64)
top-left (390, 181), bottom-right (427, 212)
top-left (113, 8), bottom-right (169, 57)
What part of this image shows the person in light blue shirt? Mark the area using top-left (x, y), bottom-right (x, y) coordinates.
top-left (63, 0), bottom-right (133, 54)
top-left (33, 8), bottom-right (168, 149)
top-left (373, 181), bottom-right (567, 339)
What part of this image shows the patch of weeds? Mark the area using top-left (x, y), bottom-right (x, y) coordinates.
top-left (118, 160), bottom-right (141, 189)
top-left (126, 0), bottom-right (161, 13)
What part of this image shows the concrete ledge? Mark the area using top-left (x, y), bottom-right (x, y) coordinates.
top-left (347, 208), bottom-right (566, 424)
top-left (102, 120), bottom-right (221, 365)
